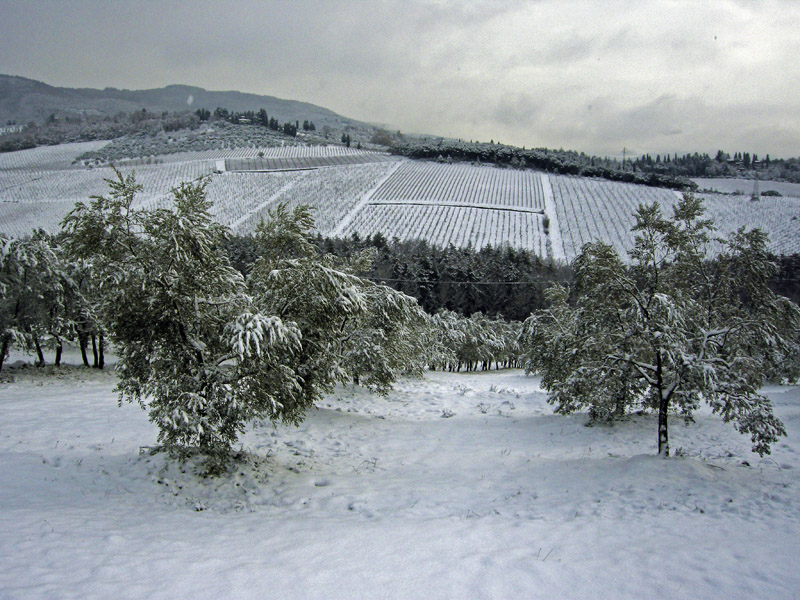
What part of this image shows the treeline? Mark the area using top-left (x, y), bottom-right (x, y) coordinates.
top-left (225, 233), bottom-right (573, 321)
top-left (195, 107), bottom-right (316, 138)
top-left (226, 231), bottom-right (800, 321)
top-left (0, 105), bottom-right (320, 154)
top-left (391, 140), bottom-right (694, 190)
top-left (629, 149), bottom-right (800, 183)
top-left (392, 139), bottom-right (800, 187)
top-left (0, 110), bottom-right (202, 153)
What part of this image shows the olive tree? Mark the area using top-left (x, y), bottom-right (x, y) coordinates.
top-left (63, 170), bottom-right (426, 470)
top-left (521, 195), bottom-right (799, 456)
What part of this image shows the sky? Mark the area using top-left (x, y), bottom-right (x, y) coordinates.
top-left (1, 0), bottom-right (798, 158)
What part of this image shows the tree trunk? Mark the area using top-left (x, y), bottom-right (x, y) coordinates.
top-left (54, 339), bottom-right (63, 366)
top-left (658, 394), bottom-right (669, 457)
top-left (91, 334), bottom-right (98, 368)
top-left (98, 333), bottom-right (105, 370)
top-left (78, 333), bottom-right (90, 367)
top-left (33, 336), bottom-right (46, 367)
top-left (0, 335), bottom-right (9, 373)
top-left (656, 351), bottom-right (669, 457)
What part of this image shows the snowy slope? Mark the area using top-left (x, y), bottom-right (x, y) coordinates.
top-left (1, 363), bottom-right (798, 599)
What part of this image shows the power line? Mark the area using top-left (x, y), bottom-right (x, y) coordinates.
top-left (366, 276), bottom-right (800, 286)
top-left (365, 277), bottom-right (561, 286)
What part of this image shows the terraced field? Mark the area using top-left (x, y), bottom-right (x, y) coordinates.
top-left (0, 141), bottom-right (110, 170)
top-left (549, 175), bottom-right (678, 259)
top-left (224, 151), bottom-right (397, 172)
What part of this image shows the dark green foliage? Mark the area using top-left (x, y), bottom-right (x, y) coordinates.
top-left (223, 234), bottom-right (572, 322)
top-left (392, 140), bottom-right (694, 190)
top-left (393, 140), bottom-right (800, 186)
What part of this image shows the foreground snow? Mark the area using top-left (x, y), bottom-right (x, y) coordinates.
top-left (1, 365), bottom-right (798, 599)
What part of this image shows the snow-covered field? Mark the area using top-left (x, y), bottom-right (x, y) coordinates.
top-left (1, 362), bottom-right (798, 599)
top-left (3, 140), bottom-right (800, 261)
top-left (693, 177), bottom-right (800, 198)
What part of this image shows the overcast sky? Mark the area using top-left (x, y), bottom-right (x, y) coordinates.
top-left (2, 0), bottom-right (798, 158)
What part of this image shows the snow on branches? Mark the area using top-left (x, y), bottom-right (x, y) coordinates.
top-left (62, 170), bottom-right (430, 471)
top-left (521, 194), bottom-right (800, 457)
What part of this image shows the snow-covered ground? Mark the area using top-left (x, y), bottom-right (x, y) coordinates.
top-left (1, 362), bottom-right (798, 599)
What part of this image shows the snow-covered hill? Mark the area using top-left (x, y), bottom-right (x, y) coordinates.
top-left (2, 142), bottom-right (800, 260)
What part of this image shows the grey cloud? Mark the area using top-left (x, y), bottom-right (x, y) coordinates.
top-left (0, 0), bottom-right (798, 158)
top-left (538, 34), bottom-right (598, 65)
top-left (492, 94), bottom-right (542, 127)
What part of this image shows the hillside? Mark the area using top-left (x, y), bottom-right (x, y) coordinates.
top-left (2, 142), bottom-right (800, 261)
top-left (0, 74), bottom-right (364, 131)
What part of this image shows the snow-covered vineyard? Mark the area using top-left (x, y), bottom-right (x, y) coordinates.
top-left (2, 141), bottom-right (800, 258)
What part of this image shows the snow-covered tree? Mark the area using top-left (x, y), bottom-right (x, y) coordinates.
top-left (521, 194), bottom-right (799, 456)
top-left (63, 256), bottom-right (105, 368)
top-left (427, 309), bottom-right (521, 372)
top-left (0, 236), bottom-right (25, 372)
top-left (248, 204), bottom-right (427, 401)
top-left (63, 170), bottom-right (427, 470)
top-left (0, 231), bottom-right (70, 370)
top-left (64, 171), bottom-right (266, 467)
top-left (428, 310), bottom-right (465, 371)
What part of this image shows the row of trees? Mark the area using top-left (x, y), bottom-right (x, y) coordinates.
top-left (392, 140), bottom-right (694, 190)
top-left (3, 175), bottom-right (797, 467)
top-left (430, 311), bottom-right (521, 372)
top-left (630, 149), bottom-right (800, 182)
top-left (197, 107), bottom-right (316, 138)
top-left (0, 232), bottom-right (104, 373)
top-left (394, 139), bottom-right (800, 186)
